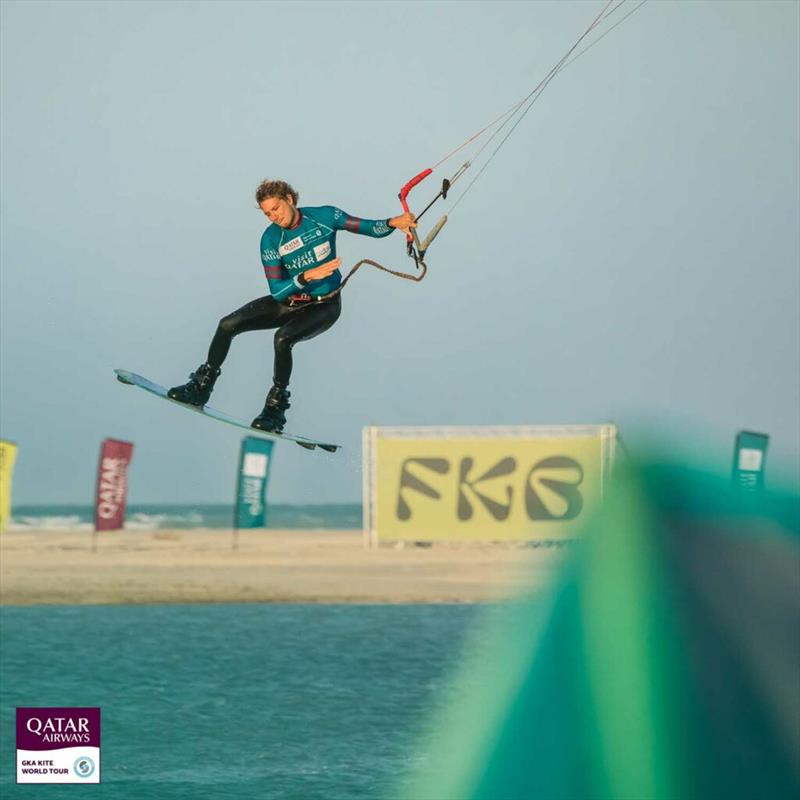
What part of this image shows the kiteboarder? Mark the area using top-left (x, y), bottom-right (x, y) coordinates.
top-left (168, 179), bottom-right (416, 433)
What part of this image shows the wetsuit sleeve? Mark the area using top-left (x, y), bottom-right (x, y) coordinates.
top-left (261, 236), bottom-right (300, 302)
top-left (325, 206), bottom-right (395, 238)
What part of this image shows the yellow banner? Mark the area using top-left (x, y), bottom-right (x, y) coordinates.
top-left (0, 440), bottom-right (19, 533)
top-left (366, 427), bottom-right (615, 543)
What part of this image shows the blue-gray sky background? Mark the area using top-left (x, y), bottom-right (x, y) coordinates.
top-left (2, 0), bottom-right (798, 504)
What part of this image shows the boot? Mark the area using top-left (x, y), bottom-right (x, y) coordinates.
top-left (167, 363), bottom-right (221, 407)
top-left (251, 384), bottom-right (291, 433)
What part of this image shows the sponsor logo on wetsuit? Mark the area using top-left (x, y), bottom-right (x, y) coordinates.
top-left (289, 251), bottom-right (316, 270)
top-left (262, 248), bottom-right (280, 262)
top-left (313, 242), bottom-right (331, 261)
top-left (301, 228), bottom-right (324, 244)
top-left (279, 236), bottom-right (303, 257)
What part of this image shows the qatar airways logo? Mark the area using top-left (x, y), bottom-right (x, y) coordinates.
top-left (96, 457), bottom-right (128, 520)
top-left (26, 716), bottom-right (91, 744)
top-left (17, 707), bottom-right (101, 784)
top-left (279, 236), bottom-right (303, 256)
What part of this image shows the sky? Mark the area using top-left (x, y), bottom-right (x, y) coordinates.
top-left (1, 0), bottom-right (798, 505)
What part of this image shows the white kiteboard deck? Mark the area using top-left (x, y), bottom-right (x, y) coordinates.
top-left (115, 369), bottom-right (340, 453)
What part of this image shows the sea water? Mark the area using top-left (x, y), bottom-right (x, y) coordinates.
top-left (0, 603), bottom-right (480, 799)
top-left (8, 503), bottom-right (362, 532)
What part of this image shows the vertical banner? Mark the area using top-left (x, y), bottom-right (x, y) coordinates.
top-left (732, 430), bottom-right (769, 491)
top-left (234, 436), bottom-right (274, 531)
top-left (0, 440), bottom-right (19, 533)
top-left (94, 439), bottom-right (134, 532)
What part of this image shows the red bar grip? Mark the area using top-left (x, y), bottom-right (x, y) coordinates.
top-left (399, 168), bottom-right (433, 210)
top-left (398, 168), bottom-right (432, 243)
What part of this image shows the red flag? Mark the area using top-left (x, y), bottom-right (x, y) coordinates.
top-left (94, 439), bottom-right (134, 531)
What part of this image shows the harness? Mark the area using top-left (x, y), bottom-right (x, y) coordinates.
top-left (286, 293), bottom-right (329, 307)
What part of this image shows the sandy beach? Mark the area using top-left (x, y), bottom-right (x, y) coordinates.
top-left (0, 529), bottom-right (566, 605)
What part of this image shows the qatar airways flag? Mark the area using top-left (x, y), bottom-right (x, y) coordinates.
top-left (94, 439), bottom-right (134, 531)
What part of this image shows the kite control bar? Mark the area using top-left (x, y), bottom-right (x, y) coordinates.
top-left (398, 169), bottom-right (434, 265)
top-left (318, 162), bottom-right (468, 301)
top-left (398, 163), bottom-right (469, 266)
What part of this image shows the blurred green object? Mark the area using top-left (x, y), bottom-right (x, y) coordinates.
top-left (398, 457), bottom-right (800, 800)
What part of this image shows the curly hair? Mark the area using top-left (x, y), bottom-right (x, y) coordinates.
top-left (255, 179), bottom-right (298, 206)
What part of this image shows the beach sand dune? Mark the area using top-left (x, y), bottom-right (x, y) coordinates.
top-left (0, 529), bottom-right (565, 605)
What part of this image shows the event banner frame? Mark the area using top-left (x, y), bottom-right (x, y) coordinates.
top-left (362, 425), bottom-right (617, 546)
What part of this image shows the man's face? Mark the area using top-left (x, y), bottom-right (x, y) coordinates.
top-left (259, 195), bottom-right (297, 228)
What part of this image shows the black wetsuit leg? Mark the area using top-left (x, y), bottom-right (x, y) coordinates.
top-left (273, 296), bottom-right (342, 386)
top-left (207, 296), bottom-right (289, 368)
top-left (206, 295), bottom-right (342, 387)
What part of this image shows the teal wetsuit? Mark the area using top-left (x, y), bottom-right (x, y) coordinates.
top-left (201, 204), bottom-right (396, 391)
top-left (260, 206), bottom-right (394, 301)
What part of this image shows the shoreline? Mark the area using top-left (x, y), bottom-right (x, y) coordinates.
top-left (0, 529), bottom-right (565, 606)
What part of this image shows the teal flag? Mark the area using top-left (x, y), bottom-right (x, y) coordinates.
top-left (732, 430), bottom-right (769, 491)
top-left (234, 437), bottom-right (274, 529)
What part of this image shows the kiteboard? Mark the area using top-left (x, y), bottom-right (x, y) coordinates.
top-left (114, 369), bottom-right (340, 453)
